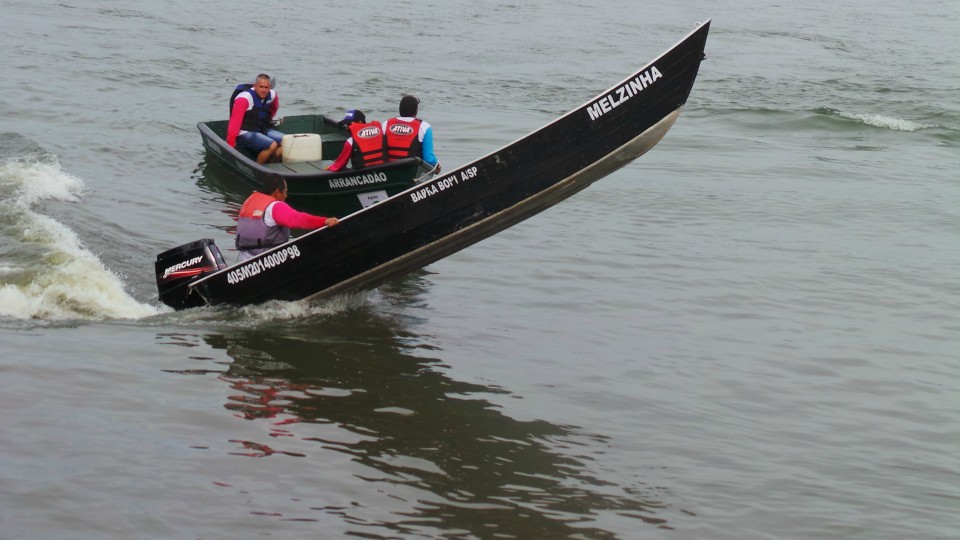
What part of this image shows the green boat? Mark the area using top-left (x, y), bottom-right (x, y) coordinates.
top-left (197, 114), bottom-right (436, 216)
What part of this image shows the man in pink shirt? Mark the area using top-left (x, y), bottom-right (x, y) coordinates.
top-left (326, 109), bottom-right (387, 172)
top-left (227, 74), bottom-right (284, 164)
top-left (235, 175), bottom-right (338, 260)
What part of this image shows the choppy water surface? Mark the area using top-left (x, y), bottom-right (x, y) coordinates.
top-left (2, 0), bottom-right (957, 538)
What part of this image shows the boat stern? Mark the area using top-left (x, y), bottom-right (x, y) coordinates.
top-left (155, 239), bottom-right (226, 310)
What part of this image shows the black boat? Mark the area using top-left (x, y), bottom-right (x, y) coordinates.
top-left (198, 114), bottom-right (436, 215)
top-left (158, 21), bottom-right (711, 310)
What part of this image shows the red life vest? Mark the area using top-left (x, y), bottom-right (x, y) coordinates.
top-left (348, 122), bottom-right (386, 168)
top-left (385, 118), bottom-right (423, 161)
top-left (235, 192), bottom-right (290, 251)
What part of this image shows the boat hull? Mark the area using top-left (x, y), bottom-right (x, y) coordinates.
top-left (165, 21), bottom-right (711, 310)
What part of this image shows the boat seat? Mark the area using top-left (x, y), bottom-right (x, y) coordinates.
top-left (278, 161), bottom-right (325, 174)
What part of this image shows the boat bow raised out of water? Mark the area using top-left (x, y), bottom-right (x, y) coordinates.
top-left (156, 21), bottom-right (711, 310)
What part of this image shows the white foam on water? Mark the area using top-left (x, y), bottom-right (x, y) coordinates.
top-left (248, 290), bottom-right (380, 320)
top-left (836, 111), bottom-right (933, 132)
top-left (0, 160), bottom-right (160, 321)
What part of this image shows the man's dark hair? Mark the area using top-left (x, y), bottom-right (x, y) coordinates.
top-left (399, 95), bottom-right (420, 117)
top-left (261, 173), bottom-right (286, 195)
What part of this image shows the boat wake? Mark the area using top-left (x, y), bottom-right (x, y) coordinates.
top-left (814, 107), bottom-right (948, 132)
top-left (147, 290), bottom-right (380, 329)
top-left (0, 133), bottom-right (159, 323)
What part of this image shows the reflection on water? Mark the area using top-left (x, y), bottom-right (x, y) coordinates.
top-left (166, 295), bottom-right (670, 537)
top-left (193, 156), bottom-right (249, 210)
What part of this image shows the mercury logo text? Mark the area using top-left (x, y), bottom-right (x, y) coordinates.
top-left (163, 256), bottom-right (203, 279)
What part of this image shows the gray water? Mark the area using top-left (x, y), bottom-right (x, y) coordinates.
top-left (1, 1), bottom-right (957, 538)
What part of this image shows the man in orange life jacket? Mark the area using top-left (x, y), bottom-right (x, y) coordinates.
top-left (384, 95), bottom-right (441, 173)
top-left (326, 109), bottom-right (386, 172)
top-left (235, 174), bottom-right (338, 261)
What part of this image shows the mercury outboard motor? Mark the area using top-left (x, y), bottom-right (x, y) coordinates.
top-left (155, 239), bottom-right (226, 310)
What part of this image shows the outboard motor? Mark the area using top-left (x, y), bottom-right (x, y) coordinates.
top-left (155, 239), bottom-right (226, 310)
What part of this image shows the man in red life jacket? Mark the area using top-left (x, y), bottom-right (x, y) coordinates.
top-left (326, 109), bottom-right (386, 172)
top-left (235, 174), bottom-right (338, 261)
top-left (384, 95), bottom-right (441, 173)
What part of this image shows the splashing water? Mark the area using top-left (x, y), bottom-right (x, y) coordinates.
top-left (0, 137), bottom-right (160, 321)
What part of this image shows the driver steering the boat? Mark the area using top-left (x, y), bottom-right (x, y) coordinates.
top-left (227, 73), bottom-right (284, 164)
top-left (235, 174), bottom-right (338, 261)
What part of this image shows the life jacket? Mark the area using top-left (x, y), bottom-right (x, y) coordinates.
top-left (229, 84), bottom-right (275, 133)
top-left (348, 122), bottom-right (386, 168)
top-left (235, 192), bottom-right (290, 252)
top-left (384, 118), bottom-right (423, 161)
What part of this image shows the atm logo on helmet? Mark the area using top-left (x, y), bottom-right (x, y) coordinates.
top-left (389, 124), bottom-right (414, 136)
